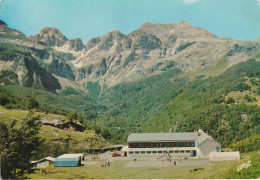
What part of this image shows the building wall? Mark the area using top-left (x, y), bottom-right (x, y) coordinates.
top-left (128, 141), bottom-right (195, 148)
top-left (210, 152), bottom-right (240, 161)
top-left (36, 161), bottom-right (50, 168)
top-left (127, 147), bottom-right (196, 157)
top-left (197, 139), bottom-right (221, 158)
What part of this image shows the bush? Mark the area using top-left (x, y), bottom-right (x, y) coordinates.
top-left (68, 112), bottom-right (78, 121)
top-left (226, 97), bottom-right (235, 104)
top-left (27, 97), bottom-right (39, 110)
top-left (189, 167), bottom-right (204, 172)
top-left (225, 152), bottom-right (260, 179)
top-left (230, 135), bottom-right (260, 153)
top-left (0, 96), bottom-right (9, 106)
top-left (236, 83), bottom-right (250, 92)
top-left (244, 94), bottom-right (252, 102)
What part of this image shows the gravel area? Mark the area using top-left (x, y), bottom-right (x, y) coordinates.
top-left (125, 159), bottom-right (210, 167)
top-left (83, 151), bottom-right (210, 168)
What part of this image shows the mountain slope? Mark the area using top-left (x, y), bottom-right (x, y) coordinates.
top-left (95, 59), bottom-right (260, 145)
top-left (1, 20), bottom-right (260, 145)
top-left (27, 20), bottom-right (260, 88)
top-left (0, 22), bottom-right (83, 93)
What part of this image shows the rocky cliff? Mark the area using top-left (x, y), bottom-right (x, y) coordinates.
top-left (1, 20), bottom-right (260, 93)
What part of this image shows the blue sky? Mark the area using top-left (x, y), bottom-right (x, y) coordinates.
top-left (0, 0), bottom-right (260, 43)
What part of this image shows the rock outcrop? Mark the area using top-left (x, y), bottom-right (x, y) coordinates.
top-left (28, 27), bottom-right (68, 47)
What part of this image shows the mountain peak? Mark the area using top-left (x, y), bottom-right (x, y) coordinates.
top-left (28, 27), bottom-right (68, 47)
top-left (0, 20), bottom-right (7, 26)
top-left (67, 38), bottom-right (84, 51)
top-left (100, 30), bottom-right (125, 43)
top-left (0, 20), bottom-right (26, 39)
top-left (103, 29), bottom-right (125, 39)
top-left (179, 20), bottom-right (192, 27)
top-left (139, 21), bottom-right (216, 39)
top-left (40, 27), bottom-right (65, 35)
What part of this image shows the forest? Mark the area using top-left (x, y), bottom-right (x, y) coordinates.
top-left (0, 60), bottom-right (260, 148)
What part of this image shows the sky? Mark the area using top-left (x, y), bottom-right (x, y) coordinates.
top-left (0, 0), bottom-right (260, 43)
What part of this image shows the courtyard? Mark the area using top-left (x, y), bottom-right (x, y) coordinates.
top-left (29, 151), bottom-right (247, 179)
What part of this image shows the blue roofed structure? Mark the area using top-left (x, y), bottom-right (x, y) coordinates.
top-left (54, 158), bottom-right (81, 167)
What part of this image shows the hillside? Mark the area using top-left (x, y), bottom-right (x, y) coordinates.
top-left (94, 59), bottom-right (260, 145)
top-left (0, 106), bottom-right (110, 159)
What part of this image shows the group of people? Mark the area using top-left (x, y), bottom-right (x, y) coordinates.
top-left (161, 151), bottom-right (187, 166)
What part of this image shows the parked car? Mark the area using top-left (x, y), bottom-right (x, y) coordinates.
top-left (112, 153), bottom-right (121, 157)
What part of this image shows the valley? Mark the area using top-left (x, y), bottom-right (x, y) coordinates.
top-left (1, 19), bottom-right (260, 144)
top-left (0, 18), bottom-right (259, 179)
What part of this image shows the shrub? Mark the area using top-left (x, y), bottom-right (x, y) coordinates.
top-left (27, 97), bottom-right (39, 110)
top-left (189, 167), bottom-right (204, 172)
top-left (236, 83), bottom-right (250, 92)
top-left (226, 97), bottom-right (235, 104)
top-left (225, 152), bottom-right (260, 179)
top-left (68, 111), bottom-right (78, 121)
top-left (244, 94), bottom-right (252, 102)
top-left (230, 135), bottom-right (260, 153)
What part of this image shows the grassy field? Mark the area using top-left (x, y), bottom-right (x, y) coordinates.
top-left (181, 58), bottom-right (230, 80)
top-left (29, 154), bottom-right (251, 179)
top-left (225, 77), bottom-right (260, 106)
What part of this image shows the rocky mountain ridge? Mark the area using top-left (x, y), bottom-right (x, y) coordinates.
top-left (1, 20), bottom-right (260, 93)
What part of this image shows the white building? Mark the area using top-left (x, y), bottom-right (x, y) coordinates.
top-left (210, 151), bottom-right (240, 161)
top-left (58, 153), bottom-right (87, 160)
top-left (125, 129), bottom-right (221, 158)
top-left (31, 156), bottom-right (55, 168)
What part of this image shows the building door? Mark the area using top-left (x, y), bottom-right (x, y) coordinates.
top-left (192, 150), bottom-right (196, 157)
top-left (124, 151), bottom-right (127, 157)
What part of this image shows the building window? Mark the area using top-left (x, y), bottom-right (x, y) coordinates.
top-left (148, 143), bottom-right (152, 148)
top-left (163, 151), bottom-right (167, 153)
top-left (129, 151), bottom-right (133, 154)
top-left (169, 151), bottom-right (174, 153)
top-left (158, 151), bottom-right (162, 154)
top-left (175, 151), bottom-right (179, 153)
top-left (139, 143), bottom-right (143, 148)
top-left (184, 142), bottom-right (188, 147)
top-left (186, 150), bottom-right (190, 153)
top-left (192, 142), bottom-right (195, 147)
top-left (216, 146), bottom-right (220, 152)
top-left (180, 150), bottom-right (184, 153)
top-left (135, 151), bottom-right (139, 154)
top-left (176, 142), bottom-right (180, 147)
top-left (141, 151), bottom-right (145, 154)
top-left (165, 142), bottom-right (170, 147)
top-left (147, 151), bottom-right (151, 154)
top-left (152, 151), bottom-right (157, 154)
top-left (157, 143), bottom-right (161, 147)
